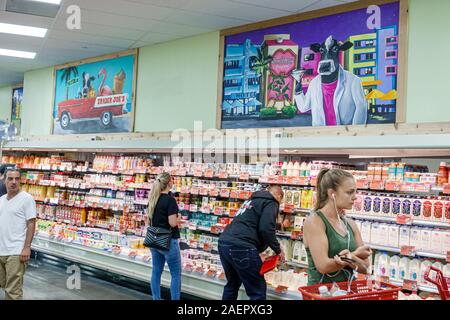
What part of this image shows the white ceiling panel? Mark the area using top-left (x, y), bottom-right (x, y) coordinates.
top-left (227, 0), bottom-right (320, 13)
top-left (298, 0), bottom-right (351, 12)
top-left (121, 0), bottom-right (192, 9)
top-left (182, 0), bottom-right (293, 22)
top-left (146, 21), bottom-right (212, 37)
top-left (46, 29), bottom-right (136, 48)
top-left (0, 33), bottom-right (43, 51)
top-left (166, 10), bottom-right (251, 29)
top-left (71, 0), bottom-right (175, 22)
top-left (137, 31), bottom-right (184, 44)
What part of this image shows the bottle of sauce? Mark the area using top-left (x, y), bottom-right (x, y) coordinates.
top-left (437, 162), bottom-right (448, 186)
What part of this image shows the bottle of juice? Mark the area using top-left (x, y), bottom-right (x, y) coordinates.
top-left (438, 162), bottom-right (448, 186)
top-left (281, 162), bottom-right (287, 176)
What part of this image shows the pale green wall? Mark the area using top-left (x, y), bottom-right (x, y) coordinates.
top-left (135, 31), bottom-right (219, 132)
top-left (406, 0), bottom-right (450, 123)
top-left (0, 85), bottom-right (12, 121)
top-left (21, 67), bottom-right (54, 136)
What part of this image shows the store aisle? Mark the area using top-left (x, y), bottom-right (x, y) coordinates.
top-left (0, 261), bottom-right (152, 300)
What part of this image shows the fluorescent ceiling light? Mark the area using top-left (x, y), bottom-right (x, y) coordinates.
top-left (0, 22), bottom-right (47, 37)
top-left (0, 48), bottom-right (36, 59)
top-left (28, 0), bottom-right (62, 4)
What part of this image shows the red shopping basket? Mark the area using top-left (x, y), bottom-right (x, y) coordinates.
top-left (299, 280), bottom-right (401, 300)
top-left (424, 266), bottom-right (450, 300)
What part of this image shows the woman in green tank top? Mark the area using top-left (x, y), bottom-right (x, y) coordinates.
top-left (303, 169), bottom-right (372, 286)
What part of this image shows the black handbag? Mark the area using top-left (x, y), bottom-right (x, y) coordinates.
top-left (143, 225), bottom-right (172, 250)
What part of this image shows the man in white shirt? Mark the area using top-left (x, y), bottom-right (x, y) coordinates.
top-left (0, 168), bottom-right (36, 300)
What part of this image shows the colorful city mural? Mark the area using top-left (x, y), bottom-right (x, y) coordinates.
top-left (220, 2), bottom-right (401, 129)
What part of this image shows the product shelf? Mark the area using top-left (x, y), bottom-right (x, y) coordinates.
top-left (346, 213), bottom-right (450, 229)
top-left (31, 235), bottom-right (299, 300)
top-left (388, 278), bottom-right (440, 294)
top-left (367, 244), bottom-right (447, 260)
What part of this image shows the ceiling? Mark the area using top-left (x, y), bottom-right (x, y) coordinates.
top-left (0, 0), bottom-right (357, 86)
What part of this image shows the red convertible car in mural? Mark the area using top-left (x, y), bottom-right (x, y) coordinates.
top-left (57, 93), bottom-right (128, 130)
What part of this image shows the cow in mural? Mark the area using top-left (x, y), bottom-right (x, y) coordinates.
top-left (293, 35), bottom-right (367, 126)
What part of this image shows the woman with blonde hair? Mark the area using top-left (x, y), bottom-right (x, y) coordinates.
top-left (147, 172), bottom-right (182, 300)
top-left (303, 168), bottom-right (372, 286)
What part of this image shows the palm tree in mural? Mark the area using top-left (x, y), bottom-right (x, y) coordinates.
top-left (60, 66), bottom-right (79, 100)
top-left (251, 44), bottom-right (273, 75)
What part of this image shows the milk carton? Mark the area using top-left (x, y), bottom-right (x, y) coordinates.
top-left (399, 226), bottom-right (411, 248)
top-left (388, 224), bottom-right (400, 248)
top-left (420, 228), bottom-right (432, 253)
top-left (409, 227), bottom-right (422, 251)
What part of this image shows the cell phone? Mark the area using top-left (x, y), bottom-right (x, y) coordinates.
top-left (340, 256), bottom-right (356, 264)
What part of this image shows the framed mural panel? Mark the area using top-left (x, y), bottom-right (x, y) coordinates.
top-left (11, 85), bottom-right (23, 134)
top-left (218, 0), bottom-right (408, 129)
top-left (53, 49), bottom-right (138, 135)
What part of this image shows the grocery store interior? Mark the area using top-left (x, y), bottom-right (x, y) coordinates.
top-left (0, 0), bottom-right (450, 301)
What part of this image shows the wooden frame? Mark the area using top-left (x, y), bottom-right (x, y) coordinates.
top-left (217, 0), bottom-right (409, 129)
top-left (52, 48), bottom-right (139, 135)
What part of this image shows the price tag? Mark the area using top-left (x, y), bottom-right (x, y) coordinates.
top-left (284, 204), bottom-right (295, 214)
top-left (259, 176), bottom-right (268, 183)
top-left (206, 269), bottom-right (216, 278)
top-left (400, 246), bottom-right (416, 257)
top-left (277, 176), bottom-right (286, 184)
top-left (220, 189), bottom-right (230, 198)
top-left (291, 177), bottom-right (301, 186)
top-left (376, 275), bottom-right (390, 284)
top-left (183, 264), bottom-right (193, 273)
top-left (400, 183), bottom-right (415, 192)
top-left (369, 180), bottom-right (385, 190)
top-left (385, 181), bottom-right (401, 191)
top-left (204, 169), bottom-right (214, 178)
top-left (194, 170), bottom-right (203, 177)
top-left (275, 285), bottom-right (288, 294)
top-left (210, 226), bottom-right (220, 234)
top-left (230, 190), bottom-right (239, 199)
top-left (240, 172), bottom-right (250, 180)
top-left (396, 214), bottom-right (413, 225)
top-left (402, 279), bottom-right (418, 292)
top-left (267, 176), bottom-right (277, 184)
top-left (218, 172), bottom-right (228, 179)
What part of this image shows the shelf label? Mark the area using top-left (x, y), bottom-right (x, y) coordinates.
top-left (396, 214), bottom-right (413, 225)
top-left (218, 172), bottom-right (228, 179)
top-left (369, 180), bottom-right (385, 190)
top-left (259, 176), bottom-right (268, 183)
top-left (219, 189), bottom-right (230, 198)
top-left (204, 169), bottom-right (214, 178)
top-left (239, 172), bottom-right (250, 180)
top-left (194, 170), bottom-right (203, 177)
top-left (376, 275), bottom-right (390, 284)
top-left (400, 246), bottom-right (416, 257)
top-left (402, 279), bottom-right (418, 292)
top-left (267, 176), bottom-right (277, 184)
top-left (275, 285), bottom-right (288, 294)
top-left (277, 176), bottom-right (285, 184)
top-left (284, 204), bottom-right (295, 214)
top-left (209, 189), bottom-right (219, 197)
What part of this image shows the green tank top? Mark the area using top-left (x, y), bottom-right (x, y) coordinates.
top-left (306, 211), bottom-right (357, 285)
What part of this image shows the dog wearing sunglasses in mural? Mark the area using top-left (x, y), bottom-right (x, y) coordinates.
top-left (293, 35), bottom-right (367, 127)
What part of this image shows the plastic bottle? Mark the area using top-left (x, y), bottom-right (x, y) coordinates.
top-left (300, 162), bottom-right (307, 177)
top-left (408, 259), bottom-right (420, 281)
top-left (389, 255), bottom-right (400, 281)
top-left (292, 161), bottom-right (300, 177)
top-left (419, 260), bottom-right (432, 285)
top-left (305, 162), bottom-right (311, 178)
top-left (318, 285), bottom-right (331, 297)
top-left (287, 161), bottom-right (294, 177)
top-left (281, 162), bottom-right (287, 176)
top-left (399, 257), bottom-right (410, 281)
top-left (437, 162), bottom-right (448, 186)
top-left (378, 253), bottom-right (390, 277)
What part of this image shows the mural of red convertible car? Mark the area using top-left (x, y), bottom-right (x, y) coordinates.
top-left (57, 93), bottom-right (128, 130)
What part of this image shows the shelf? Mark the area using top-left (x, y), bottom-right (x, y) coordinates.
top-left (388, 278), bottom-right (440, 294)
top-left (347, 213), bottom-right (450, 229)
top-left (368, 244), bottom-right (447, 260)
top-left (31, 235), bottom-right (297, 300)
